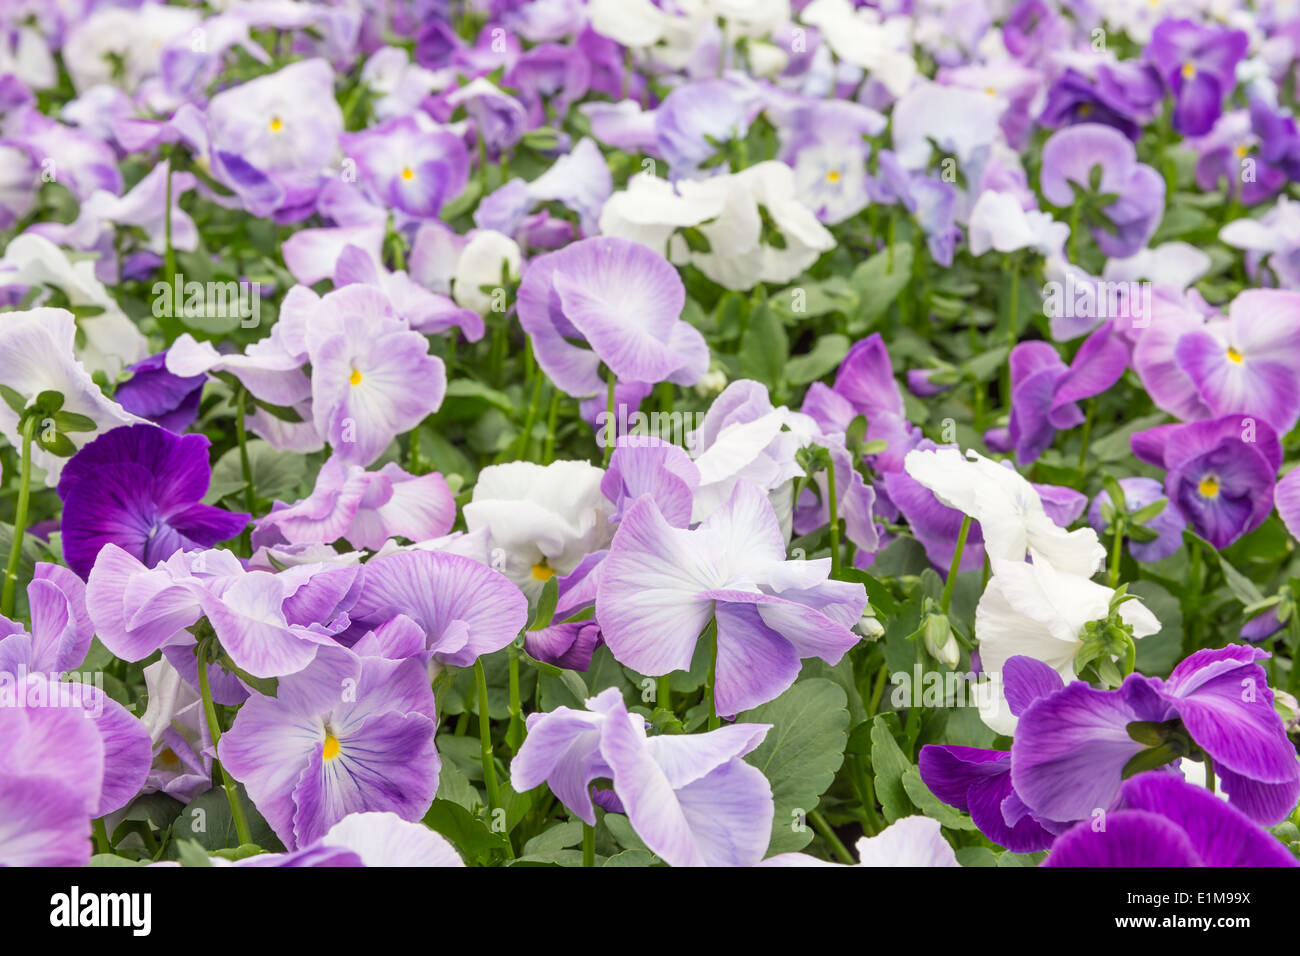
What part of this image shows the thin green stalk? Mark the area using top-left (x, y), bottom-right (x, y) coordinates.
top-left (826, 459), bottom-right (841, 578)
top-left (705, 621), bottom-right (720, 731)
top-left (657, 675), bottom-right (672, 712)
top-left (234, 388), bottom-right (255, 516)
top-left (542, 388), bottom-right (561, 464)
top-left (196, 640), bottom-right (253, 847)
top-left (601, 370), bottom-right (616, 467)
top-left (93, 817), bottom-right (111, 855)
top-left (517, 356), bottom-right (545, 460)
top-left (1077, 399), bottom-right (1096, 472)
top-left (940, 515), bottom-right (972, 616)
top-left (1108, 517), bottom-right (1125, 590)
top-left (582, 821), bottom-right (595, 867)
top-left (1204, 756), bottom-right (1216, 794)
top-left (474, 658), bottom-right (502, 812)
top-left (807, 809), bottom-right (854, 865)
top-left (1, 414), bottom-right (36, 618)
top-left (507, 641), bottom-right (523, 753)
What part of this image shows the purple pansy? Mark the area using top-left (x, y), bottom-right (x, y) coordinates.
top-left (347, 549), bottom-right (528, 668)
top-left (998, 323), bottom-right (1129, 464)
top-left (304, 284), bottom-right (447, 467)
top-left (1131, 414), bottom-right (1280, 549)
top-left (1145, 18), bottom-right (1248, 136)
top-left (1087, 476), bottom-right (1187, 563)
top-left (1043, 772), bottom-right (1297, 867)
top-left (57, 424), bottom-right (249, 579)
top-left (1012, 645), bottom-right (1300, 826)
top-left (113, 352), bottom-right (205, 433)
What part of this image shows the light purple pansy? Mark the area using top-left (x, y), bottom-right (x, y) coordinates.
top-left (304, 283), bottom-right (447, 467)
top-left (1040, 123), bottom-right (1165, 258)
top-left (219, 643), bottom-right (439, 850)
top-left (340, 115), bottom-right (469, 219)
top-left (0, 703), bottom-right (104, 865)
top-left (511, 687), bottom-right (774, 867)
top-left (254, 456), bottom-right (455, 552)
top-left (347, 549), bottom-right (528, 668)
top-left (596, 480), bottom-right (866, 716)
top-left (518, 236), bottom-right (707, 398)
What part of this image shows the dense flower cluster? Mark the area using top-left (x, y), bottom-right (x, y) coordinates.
top-left (0, 0), bottom-right (1297, 870)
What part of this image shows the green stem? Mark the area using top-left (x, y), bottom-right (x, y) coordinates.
top-left (582, 821), bottom-right (595, 867)
top-left (196, 639), bottom-right (253, 847)
top-left (705, 621), bottom-right (720, 730)
top-left (657, 674), bottom-right (672, 712)
top-left (1077, 399), bottom-right (1096, 472)
top-left (807, 809), bottom-right (854, 865)
top-left (93, 817), bottom-right (111, 855)
top-left (1109, 517), bottom-right (1125, 590)
top-left (235, 388), bottom-right (255, 516)
top-left (517, 354), bottom-right (545, 461)
top-left (1, 414), bottom-right (36, 619)
top-left (474, 658), bottom-right (504, 813)
top-left (1204, 755), bottom-right (1216, 794)
top-left (542, 388), bottom-right (561, 464)
top-left (940, 515), bottom-right (972, 616)
top-left (507, 641), bottom-right (523, 753)
top-left (602, 370), bottom-right (616, 467)
top-left (826, 458), bottom-right (841, 578)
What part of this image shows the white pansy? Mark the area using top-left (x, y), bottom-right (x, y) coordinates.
top-left (1103, 242), bottom-right (1212, 292)
top-left (463, 460), bottom-right (613, 597)
top-left (891, 81), bottom-right (1006, 171)
top-left (976, 557), bottom-right (1161, 682)
top-left (968, 190), bottom-right (1068, 258)
top-left (0, 234), bottom-right (148, 378)
top-left (903, 447), bottom-right (1107, 577)
top-left (0, 308), bottom-right (141, 485)
top-left (451, 230), bottom-right (522, 316)
top-left (800, 0), bottom-right (917, 97)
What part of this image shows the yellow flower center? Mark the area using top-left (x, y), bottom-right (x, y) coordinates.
top-left (401, 166), bottom-right (415, 181)
top-left (159, 748), bottom-right (179, 767)
top-left (1181, 62), bottom-right (1197, 79)
top-left (269, 116), bottom-right (284, 133)
top-left (984, 86), bottom-right (997, 96)
top-left (1077, 102), bottom-right (1092, 117)
top-left (531, 560), bottom-right (555, 581)
top-left (1198, 475), bottom-right (1221, 498)
top-left (826, 169), bottom-right (841, 184)
top-left (349, 368), bottom-right (362, 386)
top-left (322, 734), bottom-right (341, 760)
top-left (1226, 346), bottom-right (1244, 364)
top-left (1235, 144), bottom-right (1250, 158)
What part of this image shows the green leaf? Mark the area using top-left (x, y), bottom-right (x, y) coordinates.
top-left (522, 821), bottom-right (584, 855)
top-left (171, 786), bottom-right (282, 853)
top-left (528, 574), bottom-right (559, 631)
top-left (0, 384), bottom-right (28, 414)
top-left (738, 298), bottom-right (789, 392)
top-left (422, 799), bottom-right (507, 863)
top-left (740, 678), bottom-right (850, 854)
top-left (849, 243), bottom-right (913, 329)
top-left (212, 439), bottom-right (310, 505)
top-left (869, 713), bottom-right (915, 823)
top-left (52, 411), bottom-right (97, 433)
top-left (785, 334), bottom-right (851, 385)
top-left (901, 766), bottom-right (976, 830)
top-left (603, 849), bottom-right (657, 866)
